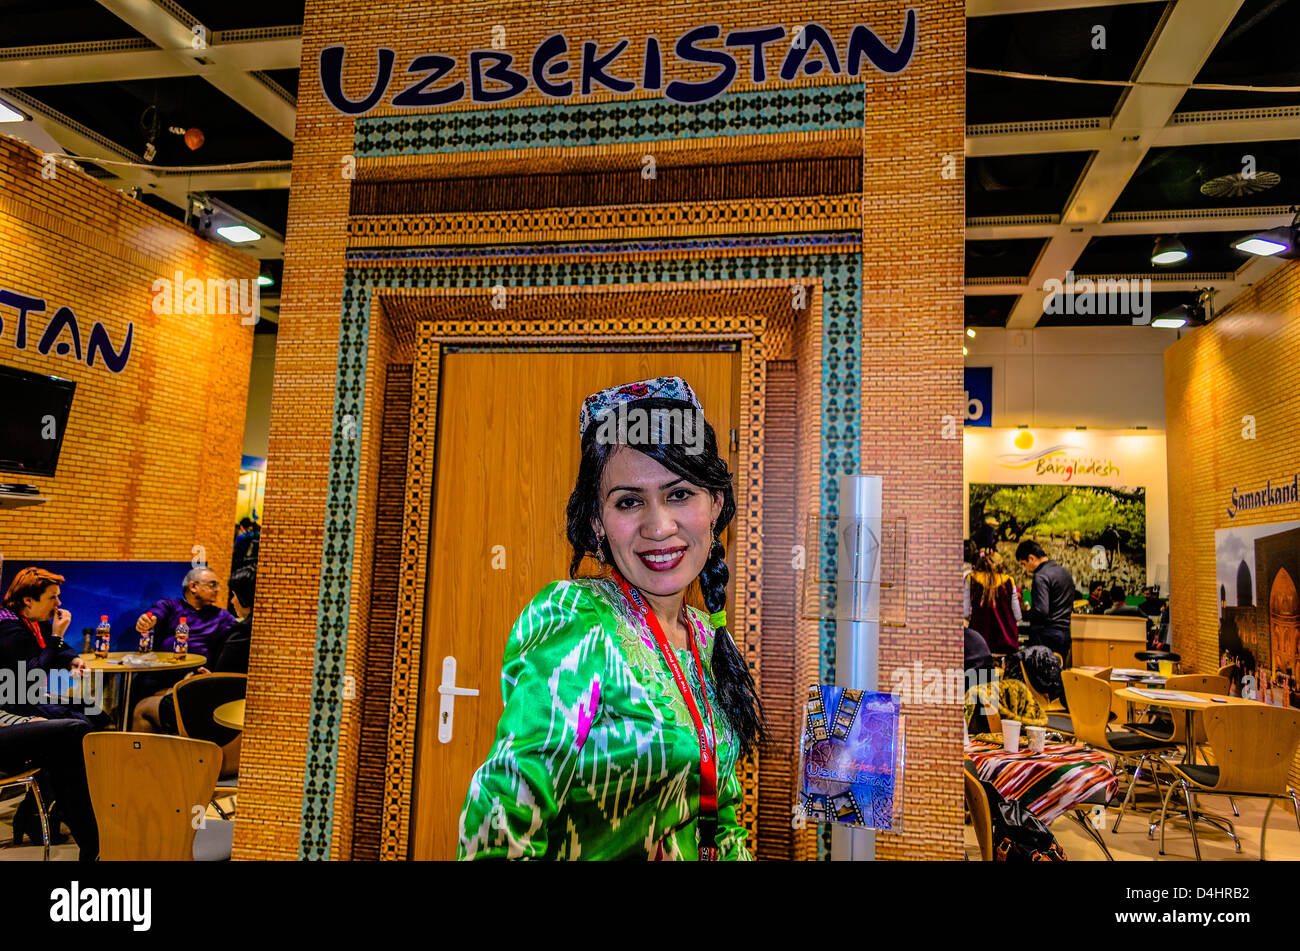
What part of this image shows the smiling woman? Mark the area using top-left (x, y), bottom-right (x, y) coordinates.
top-left (457, 376), bottom-right (765, 861)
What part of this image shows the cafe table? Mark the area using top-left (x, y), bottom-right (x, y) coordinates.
top-left (966, 738), bottom-right (1118, 824)
top-left (213, 699), bottom-right (244, 731)
top-left (1112, 687), bottom-right (1260, 765)
top-left (78, 651), bottom-right (207, 730)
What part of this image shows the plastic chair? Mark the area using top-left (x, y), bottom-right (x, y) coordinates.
top-left (0, 769), bottom-right (49, 860)
top-left (174, 673), bottom-right (246, 817)
top-left (83, 732), bottom-right (232, 860)
top-left (1061, 670), bottom-right (1177, 834)
top-left (1156, 704), bottom-right (1300, 860)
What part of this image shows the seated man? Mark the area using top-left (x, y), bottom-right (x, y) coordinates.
top-left (1104, 585), bottom-right (1148, 618)
top-left (132, 567), bottom-right (252, 778)
top-left (129, 566), bottom-right (236, 730)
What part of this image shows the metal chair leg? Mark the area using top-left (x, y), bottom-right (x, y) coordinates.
top-left (1182, 781), bottom-right (1202, 861)
top-left (1229, 796), bottom-right (1239, 817)
top-left (29, 781), bottom-right (50, 862)
top-left (1261, 797), bottom-right (1275, 861)
top-left (1112, 753), bottom-right (1149, 833)
top-left (210, 797), bottom-right (231, 820)
top-left (1072, 809), bottom-right (1114, 860)
top-left (1157, 778), bottom-right (1177, 854)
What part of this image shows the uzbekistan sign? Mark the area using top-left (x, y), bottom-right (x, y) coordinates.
top-left (320, 17), bottom-right (918, 112)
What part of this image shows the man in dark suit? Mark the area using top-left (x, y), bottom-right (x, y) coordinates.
top-left (1015, 540), bottom-right (1078, 665)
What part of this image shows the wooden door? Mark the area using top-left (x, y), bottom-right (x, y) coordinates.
top-left (409, 348), bottom-right (740, 859)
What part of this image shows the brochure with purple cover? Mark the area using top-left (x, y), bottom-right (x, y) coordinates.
top-left (796, 685), bottom-right (903, 831)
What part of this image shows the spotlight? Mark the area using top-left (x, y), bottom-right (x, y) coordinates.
top-left (1151, 236), bottom-right (1188, 266)
top-left (216, 224), bottom-right (262, 243)
top-left (0, 100), bottom-right (26, 123)
top-left (961, 345), bottom-right (968, 356)
top-left (1232, 214), bottom-right (1299, 259)
top-left (1152, 288), bottom-right (1213, 329)
top-left (966, 328), bottom-right (976, 338)
top-left (257, 274), bottom-right (274, 287)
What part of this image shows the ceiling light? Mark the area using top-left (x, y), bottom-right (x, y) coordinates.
top-left (257, 274), bottom-right (274, 287)
top-left (1232, 226), bottom-right (1294, 257)
top-left (961, 345), bottom-right (968, 356)
top-left (1151, 313), bottom-right (1188, 329)
top-left (0, 101), bottom-right (24, 123)
top-left (966, 328), bottom-right (976, 338)
top-left (215, 224), bottom-right (262, 244)
top-left (1151, 236), bottom-right (1188, 266)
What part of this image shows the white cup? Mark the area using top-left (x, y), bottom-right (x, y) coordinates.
top-left (1026, 726), bottom-right (1047, 753)
top-left (1002, 719), bottom-right (1022, 752)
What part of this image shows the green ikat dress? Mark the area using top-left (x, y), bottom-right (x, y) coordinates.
top-left (457, 577), bottom-right (751, 860)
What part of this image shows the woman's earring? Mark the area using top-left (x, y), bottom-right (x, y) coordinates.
top-left (595, 535), bottom-right (606, 566)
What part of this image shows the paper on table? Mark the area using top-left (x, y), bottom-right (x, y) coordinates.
top-left (1129, 688), bottom-right (1204, 704)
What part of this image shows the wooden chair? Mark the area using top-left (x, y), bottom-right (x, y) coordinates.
top-left (0, 768), bottom-right (49, 860)
top-left (83, 732), bottom-right (231, 860)
top-left (1061, 670), bottom-right (1177, 834)
top-left (963, 764), bottom-right (993, 861)
top-left (174, 673), bottom-right (246, 817)
top-left (1156, 703), bottom-right (1300, 860)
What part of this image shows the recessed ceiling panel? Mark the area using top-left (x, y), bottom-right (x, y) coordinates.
top-left (967, 153), bottom-right (1093, 218)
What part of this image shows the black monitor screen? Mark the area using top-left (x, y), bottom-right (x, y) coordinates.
top-left (0, 365), bottom-right (76, 478)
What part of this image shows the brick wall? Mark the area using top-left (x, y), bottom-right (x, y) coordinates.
top-left (241, 0), bottom-right (964, 860)
top-left (0, 134), bottom-right (254, 585)
top-left (1166, 260), bottom-right (1300, 783)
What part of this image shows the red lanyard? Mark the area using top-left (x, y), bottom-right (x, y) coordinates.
top-left (612, 570), bottom-right (719, 860)
top-left (22, 616), bottom-right (46, 649)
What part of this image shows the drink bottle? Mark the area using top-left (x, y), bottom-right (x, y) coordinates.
top-left (173, 616), bottom-right (190, 658)
top-left (138, 611), bottom-right (154, 652)
top-left (94, 615), bottom-right (110, 658)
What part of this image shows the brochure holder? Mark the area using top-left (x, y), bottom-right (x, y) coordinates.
top-left (799, 514), bottom-right (907, 626)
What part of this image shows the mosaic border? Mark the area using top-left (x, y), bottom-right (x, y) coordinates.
top-left (354, 84), bottom-right (866, 159)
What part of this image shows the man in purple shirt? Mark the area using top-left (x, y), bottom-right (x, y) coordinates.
top-left (127, 566), bottom-right (236, 729)
top-left (135, 566), bottom-right (236, 659)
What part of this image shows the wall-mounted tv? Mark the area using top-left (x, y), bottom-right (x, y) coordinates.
top-left (0, 365), bottom-right (76, 477)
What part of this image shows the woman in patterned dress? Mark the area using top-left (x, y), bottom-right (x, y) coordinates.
top-left (458, 377), bottom-right (765, 860)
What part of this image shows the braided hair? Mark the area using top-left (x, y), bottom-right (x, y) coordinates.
top-left (564, 396), bottom-right (767, 758)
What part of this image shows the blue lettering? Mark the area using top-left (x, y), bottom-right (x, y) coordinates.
top-left (0, 289), bottom-right (44, 349)
top-left (470, 50), bottom-right (527, 103)
top-left (531, 33), bottom-right (572, 98)
top-left (642, 36), bottom-right (663, 90)
top-left (581, 39), bottom-right (635, 95)
top-left (665, 25), bottom-right (737, 104)
top-left (86, 321), bottom-right (132, 374)
top-left (37, 306), bottom-right (82, 360)
top-left (780, 23), bottom-right (842, 80)
top-left (724, 26), bottom-right (786, 83)
top-left (319, 46), bottom-right (394, 115)
top-left (391, 54), bottom-right (464, 107)
top-left (845, 11), bottom-right (918, 76)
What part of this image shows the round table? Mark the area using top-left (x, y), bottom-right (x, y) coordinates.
top-left (213, 699), bottom-right (245, 731)
top-left (1113, 687), bottom-right (1260, 765)
top-left (78, 651), bottom-right (207, 729)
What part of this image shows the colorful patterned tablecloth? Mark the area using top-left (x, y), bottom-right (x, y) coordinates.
top-left (965, 740), bottom-right (1118, 824)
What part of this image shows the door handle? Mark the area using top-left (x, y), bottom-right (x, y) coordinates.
top-left (437, 655), bottom-right (478, 744)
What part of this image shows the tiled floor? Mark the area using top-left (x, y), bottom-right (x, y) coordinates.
top-left (965, 779), bottom-right (1300, 862)
top-left (0, 790), bottom-right (237, 861)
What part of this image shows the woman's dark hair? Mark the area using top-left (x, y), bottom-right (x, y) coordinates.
top-left (565, 396), bottom-right (766, 758)
top-left (228, 565), bottom-right (257, 612)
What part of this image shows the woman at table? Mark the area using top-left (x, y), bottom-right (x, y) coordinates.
top-left (964, 550), bottom-right (1022, 654)
top-left (0, 568), bottom-right (91, 721)
top-left (0, 711), bottom-right (99, 860)
top-left (458, 377), bottom-right (765, 860)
